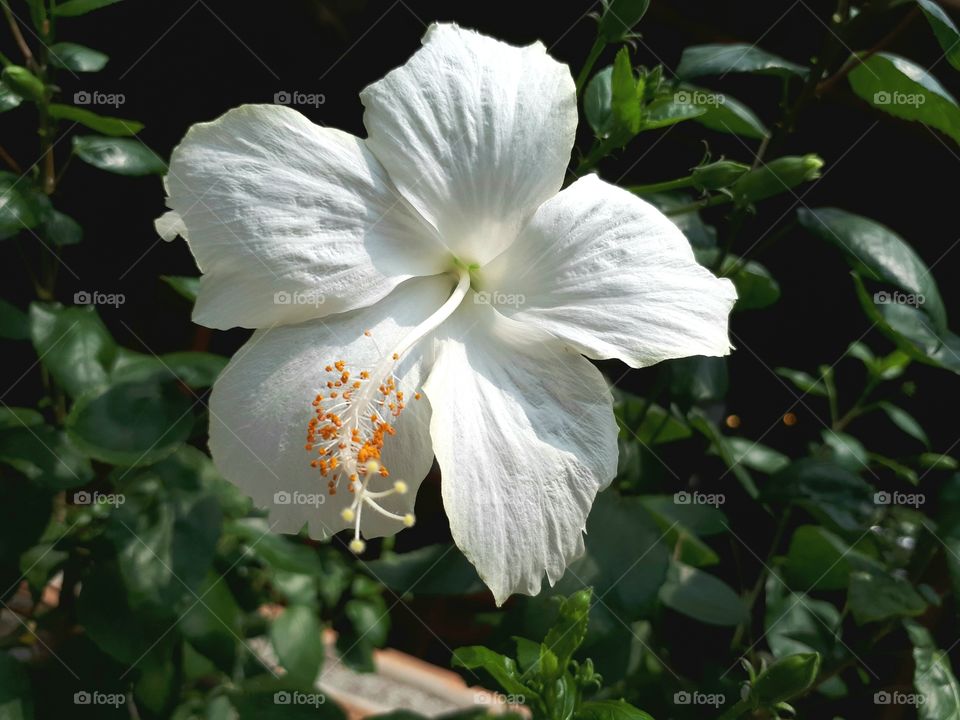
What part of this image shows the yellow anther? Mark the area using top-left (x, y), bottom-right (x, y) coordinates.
top-left (403, 513), bottom-right (416, 528)
top-left (349, 538), bottom-right (366, 554)
top-left (341, 508), bottom-right (355, 522)
top-left (393, 480), bottom-right (408, 495)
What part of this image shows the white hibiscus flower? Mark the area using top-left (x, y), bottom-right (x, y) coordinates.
top-left (157, 23), bottom-right (736, 604)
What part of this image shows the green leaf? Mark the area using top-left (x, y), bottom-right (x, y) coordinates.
top-left (690, 412), bottom-right (758, 498)
top-left (682, 86), bottom-right (769, 139)
top-left (29, 303), bottom-right (118, 397)
top-left (161, 275), bottom-right (200, 302)
top-left (641, 96), bottom-right (705, 130)
top-left (363, 543), bottom-right (482, 595)
top-left (849, 52), bottom-right (960, 145)
top-left (40, 209), bottom-right (83, 246)
top-left (1, 66), bottom-right (45, 102)
top-left (765, 577), bottom-right (844, 664)
top-left (111, 349), bottom-right (227, 389)
top-left (722, 256), bottom-right (780, 310)
top-left (555, 490), bottom-right (670, 620)
top-left (638, 494), bottom-right (727, 535)
top-left (72, 135), bottom-right (166, 175)
top-left (0, 83), bottom-right (22, 112)
top-left (0, 423), bottom-right (93, 489)
top-left (48, 103), bottom-right (142, 136)
top-left (849, 274), bottom-right (960, 374)
top-left (879, 402), bottom-right (929, 447)
top-left (849, 569), bottom-right (926, 624)
top-left (775, 367), bottom-right (828, 396)
top-left (614, 391), bottom-right (691, 444)
top-left (0, 172), bottom-right (49, 240)
top-left (229, 687), bottom-right (345, 720)
top-left (338, 596), bottom-right (389, 672)
top-left (229, 519), bottom-right (327, 577)
top-left (667, 355), bottom-right (728, 405)
top-left (597, 0), bottom-right (651, 42)
top-left (751, 653), bottom-right (821, 705)
top-left (821, 430), bottom-right (870, 473)
top-left (609, 47), bottom-right (642, 143)
top-left (906, 619), bottom-right (960, 719)
top-left (658, 560), bottom-right (748, 626)
top-left (917, 0), bottom-right (960, 72)
top-left (640, 495), bottom-right (725, 567)
top-left (0, 652), bottom-right (34, 720)
top-left (77, 560), bottom-right (175, 663)
top-left (798, 207), bottom-right (948, 330)
top-left (270, 605), bottom-right (324, 685)
top-left (66, 378), bottom-right (195, 466)
top-left (724, 436), bottom-right (790, 474)
top-left (783, 525), bottom-right (872, 591)
top-left (576, 699), bottom-right (654, 719)
top-left (177, 574), bottom-right (241, 673)
top-left (108, 460), bottom-right (222, 609)
top-left (584, 66), bottom-right (614, 136)
top-left (48, 42), bottom-right (109, 72)
top-left (451, 647), bottom-right (533, 698)
top-left (762, 459), bottom-right (875, 531)
top-left (0, 299), bottom-right (29, 340)
top-left (543, 589), bottom-right (592, 677)
top-left (677, 44), bottom-right (808, 79)
top-left (0, 407), bottom-right (43, 429)
top-left (52, 0), bottom-right (124, 16)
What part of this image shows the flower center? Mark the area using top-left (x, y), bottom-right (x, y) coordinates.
top-left (304, 266), bottom-right (472, 553)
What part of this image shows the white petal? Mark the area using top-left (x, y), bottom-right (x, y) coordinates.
top-left (154, 210), bottom-right (186, 242)
top-left (482, 175), bottom-right (737, 368)
top-left (165, 104), bottom-right (445, 330)
top-left (423, 300), bottom-right (618, 605)
top-left (208, 275), bottom-right (452, 540)
top-left (361, 23), bottom-right (577, 266)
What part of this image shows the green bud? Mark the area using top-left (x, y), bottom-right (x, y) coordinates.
top-left (691, 160), bottom-right (752, 191)
top-left (733, 154), bottom-right (824, 204)
top-left (752, 652), bottom-right (821, 706)
top-left (1, 65), bottom-right (46, 102)
top-left (538, 646), bottom-right (559, 680)
top-left (598, 0), bottom-right (652, 42)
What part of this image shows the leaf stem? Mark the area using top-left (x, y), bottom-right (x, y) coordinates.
top-left (575, 36), bottom-right (606, 96)
top-left (629, 175), bottom-right (696, 194)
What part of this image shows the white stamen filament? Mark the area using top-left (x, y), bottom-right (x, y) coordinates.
top-left (307, 267), bottom-right (472, 554)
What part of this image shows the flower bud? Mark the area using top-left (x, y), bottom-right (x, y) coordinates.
top-left (1, 65), bottom-right (45, 102)
top-left (733, 154), bottom-right (824, 204)
top-left (691, 160), bottom-right (751, 191)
